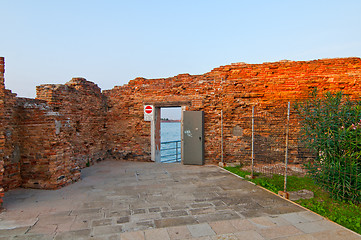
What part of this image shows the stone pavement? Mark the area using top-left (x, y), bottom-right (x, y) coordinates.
top-left (0, 160), bottom-right (359, 240)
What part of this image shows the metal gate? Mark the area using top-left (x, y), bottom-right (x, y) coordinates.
top-left (182, 111), bottom-right (204, 165)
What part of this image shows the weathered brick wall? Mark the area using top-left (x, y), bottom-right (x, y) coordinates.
top-left (104, 58), bottom-right (361, 165)
top-left (2, 77), bottom-right (109, 190)
top-left (0, 59), bottom-right (109, 192)
top-left (14, 98), bottom-right (61, 189)
top-left (0, 58), bottom-right (20, 207)
top-left (36, 78), bottom-right (109, 181)
top-left (105, 74), bottom-right (206, 161)
top-left (207, 58), bottom-right (360, 164)
top-left (2, 89), bottom-right (21, 190)
top-left (0, 57), bottom-right (5, 207)
top-left (0, 58), bottom-right (20, 206)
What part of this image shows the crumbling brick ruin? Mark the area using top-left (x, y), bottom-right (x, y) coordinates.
top-left (0, 56), bottom-right (360, 207)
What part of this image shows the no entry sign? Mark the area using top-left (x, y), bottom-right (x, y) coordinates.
top-left (145, 105), bottom-right (153, 114)
top-left (144, 105), bottom-right (154, 121)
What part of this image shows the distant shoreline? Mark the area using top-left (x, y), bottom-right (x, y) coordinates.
top-left (161, 120), bottom-right (181, 123)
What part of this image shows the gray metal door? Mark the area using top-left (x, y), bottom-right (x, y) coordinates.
top-left (182, 111), bottom-right (204, 165)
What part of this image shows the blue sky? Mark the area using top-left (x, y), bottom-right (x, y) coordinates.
top-left (1, 0), bottom-right (361, 101)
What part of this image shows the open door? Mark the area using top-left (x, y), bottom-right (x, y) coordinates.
top-left (182, 111), bottom-right (204, 165)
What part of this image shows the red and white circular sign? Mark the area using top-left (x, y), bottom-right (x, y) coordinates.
top-left (145, 105), bottom-right (153, 114)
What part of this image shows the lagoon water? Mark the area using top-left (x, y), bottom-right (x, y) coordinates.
top-left (161, 122), bottom-right (181, 142)
top-left (161, 122), bottom-right (181, 162)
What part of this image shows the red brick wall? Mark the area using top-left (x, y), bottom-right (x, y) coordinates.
top-left (14, 98), bottom-right (60, 189)
top-left (0, 57), bottom-right (5, 208)
top-left (2, 89), bottom-right (21, 190)
top-left (39, 78), bottom-right (109, 170)
top-left (17, 77), bottom-right (109, 189)
top-left (1, 77), bottom-right (109, 190)
top-left (0, 58), bottom-right (21, 205)
top-left (0, 58), bottom-right (20, 205)
top-left (104, 58), bottom-right (361, 164)
top-left (0, 64), bottom-right (109, 192)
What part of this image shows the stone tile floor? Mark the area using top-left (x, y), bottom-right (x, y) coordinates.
top-left (0, 160), bottom-right (360, 239)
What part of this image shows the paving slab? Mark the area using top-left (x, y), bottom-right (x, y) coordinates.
top-left (280, 235), bottom-right (317, 240)
top-left (0, 227), bottom-right (29, 237)
top-left (154, 216), bottom-right (198, 228)
top-left (0, 160), bottom-right (359, 239)
top-left (12, 233), bottom-right (55, 240)
top-left (257, 225), bottom-right (303, 239)
top-left (294, 219), bottom-right (339, 234)
top-left (144, 228), bottom-right (170, 240)
top-left (187, 223), bottom-right (216, 237)
top-left (208, 220), bottom-right (238, 235)
top-left (210, 233), bottom-right (240, 240)
top-left (0, 218), bottom-right (37, 230)
top-left (166, 225), bottom-right (192, 240)
top-left (120, 231), bottom-right (145, 240)
top-left (310, 229), bottom-right (360, 240)
top-left (280, 212), bottom-right (313, 225)
top-left (228, 219), bottom-right (256, 232)
top-left (92, 225), bottom-right (123, 236)
top-left (54, 229), bottom-right (91, 240)
top-left (233, 230), bottom-right (265, 240)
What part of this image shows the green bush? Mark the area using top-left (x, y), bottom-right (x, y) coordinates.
top-left (295, 89), bottom-right (361, 203)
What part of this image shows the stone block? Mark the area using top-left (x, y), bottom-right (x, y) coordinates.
top-left (120, 231), bottom-right (145, 240)
top-left (258, 225), bottom-right (302, 239)
top-left (233, 230), bottom-right (265, 240)
top-left (187, 223), bottom-right (216, 238)
top-left (166, 225), bottom-right (192, 240)
top-left (209, 220), bottom-right (238, 235)
top-left (294, 220), bottom-right (339, 234)
top-left (144, 228), bottom-right (170, 240)
top-left (161, 210), bottom-right (188, 218)
top-left (154, 216), bottom-right (198, 228)
top-left (92, 225), bottom-right (122, 236)
top-left (54, 229), bottom-right (91, 240)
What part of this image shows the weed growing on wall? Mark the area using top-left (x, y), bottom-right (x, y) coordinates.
top-left (295, 89), bottom-right (361, 203)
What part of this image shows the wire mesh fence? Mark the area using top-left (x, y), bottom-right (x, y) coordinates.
top-left (233, 102), bottom-right (360, 203)
top-left (236, 103), bottom-right (310, 176)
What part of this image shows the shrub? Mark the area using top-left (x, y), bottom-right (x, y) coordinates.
top-left (295, 89), bottom-right (361, 203)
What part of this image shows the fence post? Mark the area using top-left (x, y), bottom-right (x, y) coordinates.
top-left (221, 109), bottom-right (224, 164)
top-left (176, 141), bottom-right (179, 162)
top-left (221, 78), bottom-right (224, 165)
top-left (284, 102), bottom-right (291, 193)
top-left (251, 106), bottom-right (255, 178)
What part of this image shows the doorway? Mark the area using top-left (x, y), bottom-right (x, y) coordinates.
top-left (145, 101), bottom-right (204, 165)
top-left (160, 107), bottom-right (181, 163)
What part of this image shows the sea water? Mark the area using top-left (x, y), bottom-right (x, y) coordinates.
top-left (161, 122), bottom-right (181, 142)
top-left (161, 122), bottom-right (181, 162)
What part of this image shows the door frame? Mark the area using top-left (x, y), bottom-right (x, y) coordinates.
top-left (144, 101), bottom-right (191, 163)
